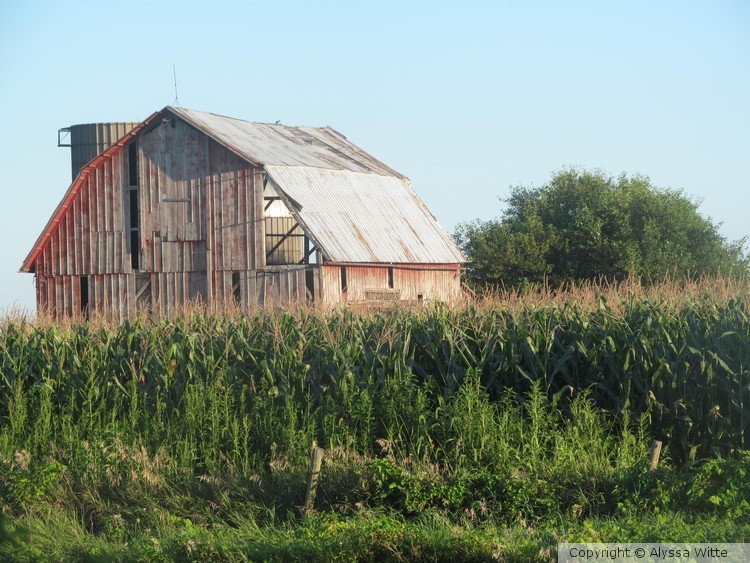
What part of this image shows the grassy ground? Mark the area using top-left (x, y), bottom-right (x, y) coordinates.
top-left (2, 509), bottom-right (749, 561)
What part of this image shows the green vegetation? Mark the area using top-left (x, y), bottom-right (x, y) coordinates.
top-left (454, 168), bottom-right (750, 289)
top-left (1, 278), bottom-right (749, 561)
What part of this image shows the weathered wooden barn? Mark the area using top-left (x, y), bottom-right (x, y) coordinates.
top-left (21, 106), bottom-right (465, 319)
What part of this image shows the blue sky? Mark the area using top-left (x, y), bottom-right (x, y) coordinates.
top-left (1, 0), bottom-right (748, 314)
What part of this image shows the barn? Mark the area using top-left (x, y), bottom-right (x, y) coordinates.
top-left (20, 106), bottom-right (466, 319)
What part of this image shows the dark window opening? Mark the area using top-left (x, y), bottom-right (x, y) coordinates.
top-left (340, 266), bottom-right (347, 293)
top-left (80, 276), bottom-right (89, 317)
top-left (305, 269), bottom-right (315, 302)
top-left (130, 231), bottom-right (140, 270)
top-left (129, 190), bottom-right (139, 227)
top-left (418, 294), bottom-right (424, 303)
top-left (128, 142), bottom-right (138, 186)
top-left (232, 272), bottom-right (241, 304)
top-left (129, 187), bottom-right (140, 270)
top-left (388, 267), bottom-right (394, 289)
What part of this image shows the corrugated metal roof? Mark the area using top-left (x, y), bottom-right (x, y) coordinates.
top-left (169, 107), bottom-right (464, 264)
top-left (265, 166), bottom-right (465, 264)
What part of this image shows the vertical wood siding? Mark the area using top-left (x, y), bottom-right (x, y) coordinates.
top-left (347, 266), bottom-right (387, 302)
top-left (320, 265), bottom-right (342, 304)
top-left (35, 150), bottom-right (127, 280)
top-left (32, 146), bottom-right (132, 319)
top-left (392, 267), bottom-right (462, 302)
top-left (203, 139), bottom-right (259, 274)
top-left (139, 118), bottom-right (211, 272)
top-left (203, 134), bottom-right (266, 307)
top-left (211, 267), bottom-right (309, 309)
top-left (320, 264), bottom-right (461, 304)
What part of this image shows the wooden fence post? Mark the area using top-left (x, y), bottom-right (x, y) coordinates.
top-left (304, 441), bottom-right (323, 515)
top-left (649, 440), bottom-right (662, 472)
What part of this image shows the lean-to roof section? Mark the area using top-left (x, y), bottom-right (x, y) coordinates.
top-left (265, 166), bottom-right (465, 264)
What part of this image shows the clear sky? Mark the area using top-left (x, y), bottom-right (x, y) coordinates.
top-left (1, 0), bottom-right (748, 314)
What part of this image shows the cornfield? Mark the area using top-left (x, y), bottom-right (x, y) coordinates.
top-left (1, 276), bottom-right (748, 471)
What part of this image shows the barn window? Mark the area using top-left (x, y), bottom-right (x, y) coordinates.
top-left (129, 189), bottom-right (139, 227)
top-left (388, 267), bottom-right (394, 289)
top-left (80, 276), bottom-right (89, 317)
top-left (130, 232), bottom-right (140, 270)
top-left (129, 192), bottom-right (140, 271)
top-left (340, 266), bottom-right (347, 293)
top-left (305, 269), bottom-right (315, 302)
top-left (128, 141), bottom-right (141, 270)
top-left (128, 142), bottom-right (138, 186)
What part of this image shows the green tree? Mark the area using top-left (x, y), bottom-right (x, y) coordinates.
top-left (454, 168), bottom-right (749, 289)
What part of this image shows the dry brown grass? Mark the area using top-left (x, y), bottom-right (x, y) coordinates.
top-left (473, 275), bottom-right (750, 316)
top-left (3, 275), bottom-right (748, 330)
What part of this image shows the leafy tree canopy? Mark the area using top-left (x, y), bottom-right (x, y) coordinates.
top-left (454, 168), bottom-right (749, 288)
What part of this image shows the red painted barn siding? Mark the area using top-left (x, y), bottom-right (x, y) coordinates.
top-left (148, 272), bottom-right (207, 315)
top-left (34, 274), bottom-right (132, 319)
top-left (32, 147), bottom-right (132, 318)
top-left (203, 135), bottom-right (271, 307)
top-left (56, 150), bottom-right (128, 277)
top-left (392, 266), bottom-right (462, 302)
top-left (322, 265), bottom-right (393, 304)
top-left (320, 264), bottom-right (462, 304)
top-left (207, 139), bottom-right (257, 272)
top-left (344, 266), bottom-right (388, 302)
top-left (320, 264), bottom-right (341, 304)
